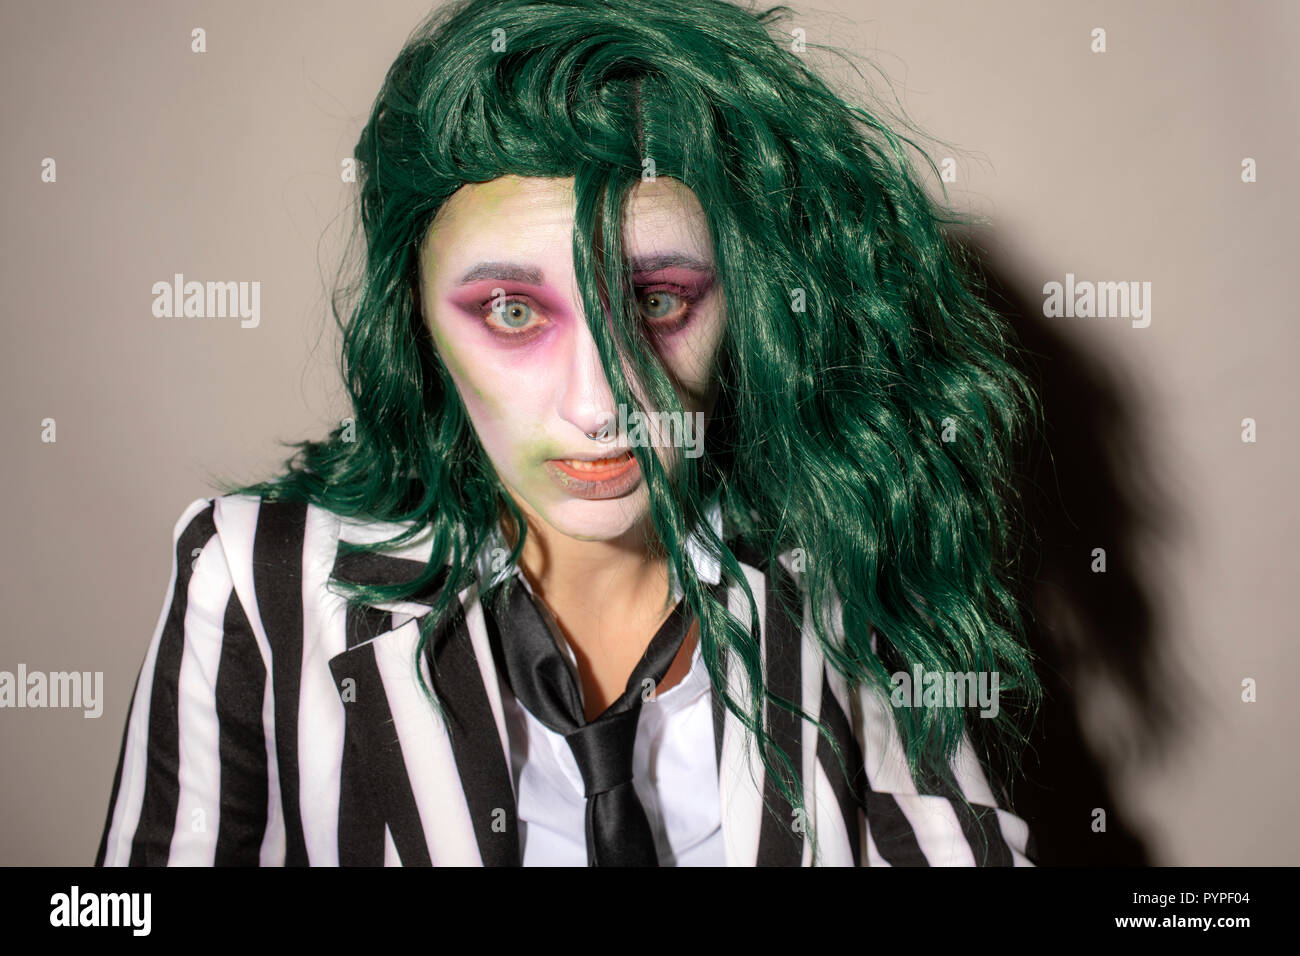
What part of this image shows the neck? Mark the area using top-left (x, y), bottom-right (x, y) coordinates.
top-left (500, 500), bottom-right (673, 621)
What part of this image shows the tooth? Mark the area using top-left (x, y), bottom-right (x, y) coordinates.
top-left (563, 455), bottom-right (627, 471)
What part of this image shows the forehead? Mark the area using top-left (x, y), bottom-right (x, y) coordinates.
top-left (421, 174), bottom-right (712, 269)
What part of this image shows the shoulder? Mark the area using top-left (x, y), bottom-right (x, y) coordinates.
top-left (170, 492), bottom-right (433, 567)
top-left (166, 492), bottom-right (440, 615)
top-left (765, 542), bottom-right (881, 656)
top-left (165, 493), bottom-right (335, 575)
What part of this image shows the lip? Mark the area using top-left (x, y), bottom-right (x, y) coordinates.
top-left (544, 450), bottom-right (642, 500)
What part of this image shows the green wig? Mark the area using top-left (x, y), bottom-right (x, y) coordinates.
top-left (220, 0), bottom-right (1044, 860)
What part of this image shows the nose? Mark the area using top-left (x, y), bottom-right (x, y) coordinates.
top-left (558, 312), bottom-right (620, 440)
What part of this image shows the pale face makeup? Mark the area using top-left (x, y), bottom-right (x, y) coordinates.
top-left (417, 174), bottom-right (727, 543)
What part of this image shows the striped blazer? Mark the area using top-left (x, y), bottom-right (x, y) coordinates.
top-left (95, 493), bottom-right (1037, 866)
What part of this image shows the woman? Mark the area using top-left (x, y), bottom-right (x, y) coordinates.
top-left (97, 0), bottom-right (1043, 866)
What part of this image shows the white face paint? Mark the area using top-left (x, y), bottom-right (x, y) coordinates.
top-left (418, 174), bottom-right (727, 542)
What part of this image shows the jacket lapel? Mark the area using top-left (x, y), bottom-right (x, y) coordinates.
top-left (714, 552), bottom-right (810, 866)
top-left (328, 577), bottom-right (520, 866)
top-left (716, 579), bottom-right (766, 865)
top-left (424, 587), bottom-right (521, 864)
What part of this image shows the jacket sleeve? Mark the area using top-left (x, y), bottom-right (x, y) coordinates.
top-left (96, 497), bottom-right (273, 866)
top-left (841, 633), bottom-right (1037, 866)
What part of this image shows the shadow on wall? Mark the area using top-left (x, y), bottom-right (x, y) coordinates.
top-left (953, 227), bottom-right (1192, 866)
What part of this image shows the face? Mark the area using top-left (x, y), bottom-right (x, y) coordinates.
top-left (417, 174), bottom-right (727, 542)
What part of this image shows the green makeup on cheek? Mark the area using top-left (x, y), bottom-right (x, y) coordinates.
top-left (429, 322), bottom-right (490, 406)
top-left (497, 435), bottom-right (556, 524)
top-left (513, 435), bottom-right (552, 472)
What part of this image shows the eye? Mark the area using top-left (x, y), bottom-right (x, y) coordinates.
top-left (636, 288), bottom-right (692, 334)
top-left (481, 296), bottom-right (548, 338)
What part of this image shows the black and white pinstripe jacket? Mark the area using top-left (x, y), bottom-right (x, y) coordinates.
top-left (95, 493), bottom-right (1037, 866)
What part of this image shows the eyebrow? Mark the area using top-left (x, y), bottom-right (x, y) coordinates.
top-left (455, 252), bottom-right (714, 285)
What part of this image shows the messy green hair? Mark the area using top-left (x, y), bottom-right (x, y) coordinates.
top-left (220, 0), bottom-right (1043, 861)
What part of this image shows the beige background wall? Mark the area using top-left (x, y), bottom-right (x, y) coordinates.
top-left (1, 0), bottom-right (1295, 865)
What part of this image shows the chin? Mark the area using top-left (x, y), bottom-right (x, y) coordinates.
top-left (535, 489), bottom-right (651, 542)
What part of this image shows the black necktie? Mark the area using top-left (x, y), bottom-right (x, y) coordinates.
top-left (486, 576), bottom-right (694, 866)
